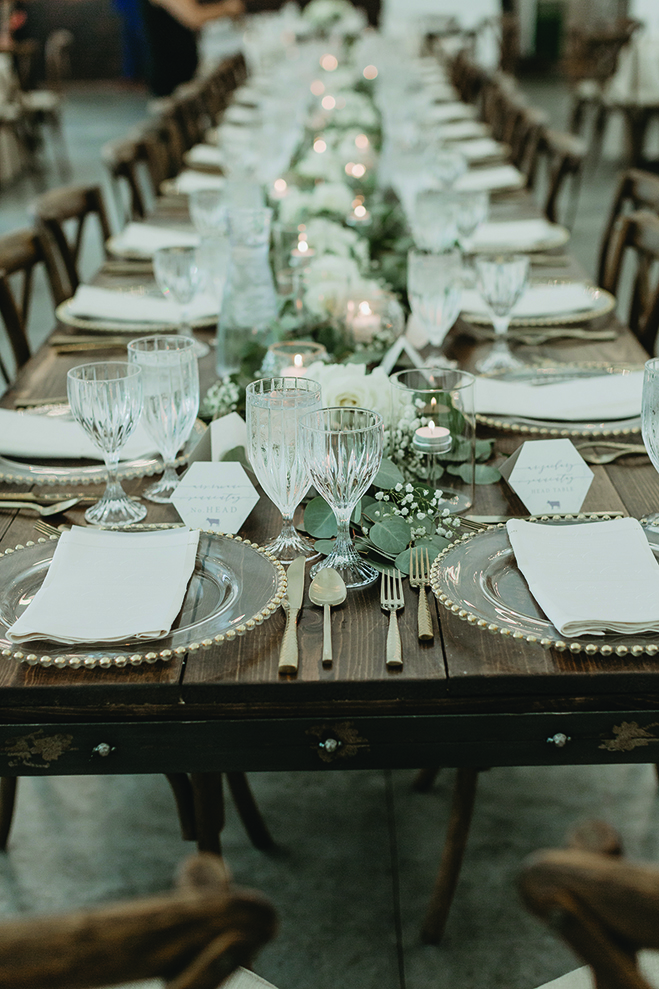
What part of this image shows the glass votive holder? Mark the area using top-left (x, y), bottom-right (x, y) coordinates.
top-left (389, 367), bottom-right (476, 513)
top-left (261, 340), bottom-right (328, 376)
top-left (344, 290), bottom-right (405, 347)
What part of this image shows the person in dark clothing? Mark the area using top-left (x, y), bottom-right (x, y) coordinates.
top-left (140, 0), bottom-right (244, 97)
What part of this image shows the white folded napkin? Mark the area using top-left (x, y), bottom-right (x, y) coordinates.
top-left (66, 285), bottom-right (218, 324)
top-left (455, 165), bottom-right (525, 192)
top-left (109, 222), bottom-right (200, 257)
top-left (470, 219), bottom-right (566, 251)
top-left (506, 518), bottom-right (659, 636)
top-left (473, 370), bottom-right (643, 421)
top-left (462, 282), bottom-right (596, 319)
top-left (7, 526), bottom-right (200, 645)
top-left (452, 137), bottom-right (505, 161)
top-left (224, 104), bottom-right (260, 125)
top-left (185, 144), bottom-right (225, 168)
top-left (168, 170), bottom-right (226, 194)
top-left (0, 407), bottom-right (158, 460)
top-left (427, 102), bottom-right (478, 123)
top-left (436, 120), bottom-right (491, 141)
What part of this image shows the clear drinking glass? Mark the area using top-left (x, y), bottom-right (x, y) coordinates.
top-left (407, 249), bottom-right (463, 358)
top-left (127, 336), bottom-right (199, 504)
top-left (642, 357), bottom-right (659, 525)
top-left (153, 245), bottom-right (209, 359)
top-left (67, 361), bottom-right (147, 527)
top-left (431, 148), bottom-right (468, 189)
top-left (246, 376), bottom-right (322, 564)
top-left (455, 190), bottom-right (489, 252)
top-left (411, 189), bottom-right (460, 254)
top-left (189, 188), bottom-right (227, 239)
top-left (474, 253), bottom-right (530, 374)
top-left (299, 407), bottom-right (384, 589)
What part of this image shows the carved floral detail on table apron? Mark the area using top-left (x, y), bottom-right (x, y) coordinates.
top-left (599, 721), bottom-right (659, 752)
top-left (0, 729), bottom-right (78, 768)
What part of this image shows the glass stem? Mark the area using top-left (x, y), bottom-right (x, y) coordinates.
top-left (103, 451), bottom-right (123, 502)
top-left (334, 510), bottom-right (355, 560)
top-left (279, 513), bottom-right (298, 542)
top-left (492, 314), bottom-right (510, 339)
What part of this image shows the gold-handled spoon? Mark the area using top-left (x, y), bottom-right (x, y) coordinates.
top-left (0, 497), bottom-right (80, 516)
top-left (308, 568), bottom-right (347, 668)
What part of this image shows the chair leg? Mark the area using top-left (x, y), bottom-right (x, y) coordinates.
top-left (226, 771), bottom-right (275, 851)
top-left (190, 772), bottom-right (224, 855)
top-left (413, 767), bottom-right (442, 793)
top-left (0, 777), bottom-right (17, 851)
top-left (165, 773), bottom-right (197, 841)
top-left (421, 767), bottom-right (479, 945)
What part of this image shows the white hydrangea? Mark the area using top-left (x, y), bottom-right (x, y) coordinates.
top-left (308, 181), bottom-right (354, 217)
top-left (305, 360), bottom-right (392, 420)
top-left (304, 218), bottom-right (369, 267)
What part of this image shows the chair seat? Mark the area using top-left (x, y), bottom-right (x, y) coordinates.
top-left (575, 79), bottom-right (603, 100)
top-left (22, 89), bottom-right (61, 113)
top-left (103, 965), bottom-right (280, 989)
top-left (535, 951), bottom-right (659, 989)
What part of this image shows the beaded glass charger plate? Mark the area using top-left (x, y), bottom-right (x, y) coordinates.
top-left (0, 408), bottom-right (206, 486)
top-left (0, 531), bottom-right (285, 669)
top-left (430, 518), bottom-right (659, 657)
top-left (463, 282), bottom-right (615, 327)
top-left (475, 364), bottom-right (642, 438)
top-left (55, 299), bottom-right (216, 335)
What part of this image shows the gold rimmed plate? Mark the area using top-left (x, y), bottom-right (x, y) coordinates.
top-left (463, 281), bottom-right (616, 328)
top-left (0, 531), bottom-right (286, 669)
top-left (430, 517), bottom-right (659, 656)
top-left (56, 299), bottom-right (216, 336)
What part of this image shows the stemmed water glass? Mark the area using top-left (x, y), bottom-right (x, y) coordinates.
top-left (246, 376), bottom-right (322, 564)
top-left (642, 357), bottom-right (659, 525)
top-left (153, 245), bottom-right (209, 359)
top-left (67, 361), bottom-right (147, 527)
top-left (127, 336), bottom-right (199, 503)
top-left (411, 190), bottom-right (460, 254)
top-left (473, 253), bottom-right (530, 374)
top-left (455, 190), bottom-right (489, 253)
top-left (407, 249), bottom-right (463, 360)
top-left (299, 407), bottom-right (384, 589)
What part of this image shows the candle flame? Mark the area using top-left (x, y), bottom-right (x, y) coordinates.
top-left (358, 301), bottom-right (372, 315)
top-left (294, 353), bottom-right (303, 368)
top-left (428, 420), bottom-right (436, 431)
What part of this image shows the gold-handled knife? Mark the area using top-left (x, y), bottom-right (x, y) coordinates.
top-left (278, 555), bottom-right (306, 676)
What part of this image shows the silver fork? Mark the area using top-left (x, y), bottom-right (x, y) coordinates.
top-left (33, 520), bottom-right (63, 538)
top-left (409, 547), bottom-right (434, 641)
top-left (381, 569), bottom-right (404, 669)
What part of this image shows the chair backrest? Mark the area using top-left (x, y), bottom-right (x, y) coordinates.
top-left (597, 168), bottom-right (659, 286)
top-left (0, 227), bottom-right (62, 386)
top-left (0, 852), bottom-right (277, 989)
top-left (534, 128), bottom-right (587, 226)
top-left (102, 134), bottom-right (153, 224)
top-left (519, 821), bottom-right (659, 989)
top-left (31, 184), bottom-right (113, 302)
top-left (44, 29), bottom-right (74, 91)
top-left (562, 17), bottom-right (641, 84)
top-left (601, 208), bottom-right (659, 355)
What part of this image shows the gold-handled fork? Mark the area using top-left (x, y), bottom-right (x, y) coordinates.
top-left (33, 520), bottom-right (63, 538)
top-left (409, 546), bottom-right (434, 642)
top-left (381, 569), bottom-right (404, 669)
top-left (0, 497), bottom-right (80, 516)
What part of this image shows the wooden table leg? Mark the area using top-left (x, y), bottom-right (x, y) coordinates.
top-left (165, 773), bottom-right (196, 842)
top-left (226, 772), bottom-right (275, 851)
top-left (190, 773), bottom-right (224, 855)
top-left (421, 767), bottom-right (479, 945)
top-left (413, 767), bottom-right (442, 793)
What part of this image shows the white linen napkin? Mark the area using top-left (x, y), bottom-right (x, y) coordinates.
top-left (0, 407), bottom-right (158, 460)
top-left (7, 526), bottom-right (200, 645)
top-left (506, 518), bottom-right (659, 636)
top-left (473, 370), bottom-right (643, 421)
top-left (455, 165), bottom-right (525, 192)
top-left (109, 223), bottom-right (199, 257)
top-left (470, 219), bottom-right (566, 251)
top-left (451, 137), bottom-right (505, 161)
top-left (66, 285), bottom-right (219, 324)
top-left (169, 170), bottom-right (226, 194)
top-left (427, 102), bottom-right (478, 123)
top-left (462, 282), bottom-right (596, 319)
top-left (435, 120), bottom-right (491, 141)
top-left (185, 144), bottom-right (225, 168)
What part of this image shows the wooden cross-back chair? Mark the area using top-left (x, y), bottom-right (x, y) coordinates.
top-left (102, 134), bottom-right (154, 223)
top-left (596, 168), bottom-right (659, 287)
top-left (0, 852), bottom-right (277, 989)
top-left (0, 227), bottom-right (62, 386)
top-left (601, 208), bottom-right (659, 356)
top-left (30, 183), bottom-right (113, 303)
top-left (520, 820), bottom-right (659, 989)
top-left (172, 82), bottom-right (211, 150)
top-left (532, 128), bottom-right (587, 228)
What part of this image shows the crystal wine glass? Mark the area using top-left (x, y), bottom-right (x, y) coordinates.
top-left (411, 189), bottom-right (460, 254)
top-left (67, 361), bottom-right (147, 527)
top-left (642, 357), bottom-right (659, 525)
top-left (246, 376), bottom-right (322, 564)
top-left (189, 188), bottom-right (227, 239)
top-left (455, 190), bottom-right (489, 253)
top-left (473, 253), bottom-right (530, 374)
top-left (153, 245), bottom-right (209, 359)
top-left (299, 407), bottom-right (384, 589)
top-left (127, 335), bottom-right (199, 503)
top-left (407, 249), bottom-right (463, 360)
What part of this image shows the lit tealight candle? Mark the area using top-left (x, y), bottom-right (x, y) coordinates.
top-left (412, 421), bottom-right (452, 453)
top-left (281, 353), bottom-right (306, 377)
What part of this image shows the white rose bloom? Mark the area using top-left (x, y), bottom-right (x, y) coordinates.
top-left (304, 218), bottom-right (369, 267)
top-left (277, 187), bottom-right (312, 225)
top-left (295, 149), bottom-right (344, 184)
top-left (305, 361), bottom-right (392, 419)
top-left (308, 181), bottom-right (354, 217)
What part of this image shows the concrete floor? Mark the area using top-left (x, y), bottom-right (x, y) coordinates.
top-left (0, 71), bottom-right (654, 989)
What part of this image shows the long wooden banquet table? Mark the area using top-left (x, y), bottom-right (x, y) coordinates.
top-left (0, 189), bottom-right (658, 877)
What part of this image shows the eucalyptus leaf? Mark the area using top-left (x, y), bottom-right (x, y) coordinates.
top-left (394, 548), bottom-right (411, 574)
top-left (304, 497), bottom-right (338, 538)
top-left (220, 445), bottom-right (252, 473)
top-left (372, 457), bottom-right (405, 489)
top-left (369, 515), bottom-right (412, 555)
top-left (360, 552), bottom-right (396, 575)
top-left (362, 502), bottom-right (394, 524)
top-left (475, 438), bottom-right (494, 461)
top-left (445, 463), bottom-right (502, 484)
top-left (314, 539), bottom-right (336, 556)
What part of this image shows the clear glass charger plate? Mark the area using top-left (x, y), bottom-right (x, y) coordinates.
top-left (0, 407), bottom-right (206, 486)
top-left (55, 299), bottom-right (216, 335)
top-left (463, 282), bottom-right (615, 327)
top-left (0, 531), bottom-right (286, 668)
top-left (475, 363), bottom-right (642, 438)
top-left (430, 518), bottom-right (659, 657)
